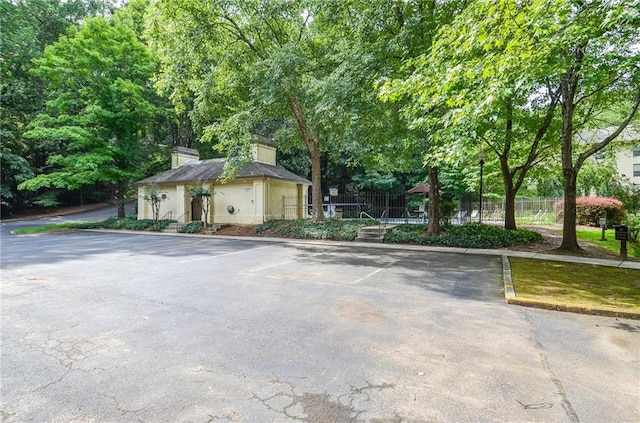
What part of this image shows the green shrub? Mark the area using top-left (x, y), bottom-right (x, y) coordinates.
top-left (383, 224), bottom-right (435, 245)
top-left (256, 219), bottom-right (284, 233)
top-left (70, 217), bottom-right (155, 230)
top-left (178, 220), bottom-right (204, 233)
top-left (385, 223), bottom-right (542, 248)
top-left (120, 218), bottom-right (155, 230)
top-left (150, 219), bottom-right (173, 232)
top-left (72, 220), bottom-right (108, 229)
top-left (256, 219), bottom-right (370, 241)
top-left (554, 197), bottom-right (625, 226)
top-left (625, 213), bottom-right (640, 242)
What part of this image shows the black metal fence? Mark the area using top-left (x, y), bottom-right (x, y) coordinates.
top-left (283, 192), bottom-right (420, 221)
top-left (282, 192), bottom-right (561, 225)
top-left (456, 195), bottom-right (560, 224)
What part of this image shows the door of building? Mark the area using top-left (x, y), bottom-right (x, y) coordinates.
top-left (191, 197), bottom-right (202, 221)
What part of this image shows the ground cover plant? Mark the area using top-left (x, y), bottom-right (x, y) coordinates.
top-left (11, 222), bottom-right (86, 234)
top-left (575, 227), bottom-right (640, 259)
top-left (509, 258), bottom-right (640, 314)
top-left (12, 217), bottom-right (173, 234)
top-left (178, 220), bottom-right (204, 233)
top-left (256, 219), bottom-right (371, 241)
top-left (384, 223), bottom-right (542, 248)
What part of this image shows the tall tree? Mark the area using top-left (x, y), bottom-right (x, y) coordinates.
top-left (343, 0), bottom-right (470, 235)
top-left (385, 0), bottom-right (639, 244)
top-left (18, 17), bottom-right (160, 217)
top-left (551, 1), bottom-right (640, 251)
top-left (149, 0), bottom-right (357, 219)
top-left (1, 0), bottom-right (120, 212)
top-left (383, 0), bottom-right (562, 231)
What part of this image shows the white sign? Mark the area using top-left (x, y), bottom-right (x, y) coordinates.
top-left (329, 187), bottom-right (338, 196)
top-left (599, 217), bottom-right (607, 227)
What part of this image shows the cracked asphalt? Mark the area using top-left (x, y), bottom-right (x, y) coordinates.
top-left (1, 209), bottom-right (639, 422)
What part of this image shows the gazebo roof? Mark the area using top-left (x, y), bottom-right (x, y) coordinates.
top-left (406, 183), bottom-right (442, 194)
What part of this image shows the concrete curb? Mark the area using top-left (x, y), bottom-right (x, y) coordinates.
top-left (83, 229), bottom-right (640, 269)
top-left (501, 255), bottom-right (640, 320)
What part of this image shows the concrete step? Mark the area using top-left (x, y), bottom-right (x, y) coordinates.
top-left (162, 222), bottom-right (180, 233)
top-left (355, 225), bottom-right (392, 243)
top-left (203, 224), bottom-right (220, 235)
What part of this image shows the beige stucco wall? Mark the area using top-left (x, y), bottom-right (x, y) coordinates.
top-left (264, 180), bottom-right (300, 220)
top-left (251, 143), bottom-right (276, 165)
top-left (213, 180), bottom-right (263, 224)
top-left (138, 178), bottom-right (310, 224)
top-left (137, 184), bottom-right (179, 221)
top-left (171, 152), bottom-right (199, 169)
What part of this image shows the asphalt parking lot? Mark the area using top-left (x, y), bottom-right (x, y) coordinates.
top-left (1, 214), bottom-right (639, 422)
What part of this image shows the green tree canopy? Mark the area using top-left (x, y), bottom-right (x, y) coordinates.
top-left (18, 16), bottom-right (161, 217)
top-left (148, 0), bottom-right (418, 219)
top-left (383, 0), bottom-right (640, 244)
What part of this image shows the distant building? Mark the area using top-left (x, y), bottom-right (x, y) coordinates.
top-left (135, 136), bottom-right (311, 224)
top-left (578, 126), bottom-right (640, 187)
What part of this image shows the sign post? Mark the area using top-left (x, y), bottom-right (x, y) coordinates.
top-left (599, 217), bottom-right (607, 241)
top-left (614, 225), bottom-right (628, 260)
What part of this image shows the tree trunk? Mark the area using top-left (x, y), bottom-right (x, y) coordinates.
top-left (426, 166), bottom-right (440, 237)
top-left (308, 134), bottom-right (324, 220)
top-left (557, 44), bottom-right (583, 252)
top-left (504, 187), bottom-right (517, 231)
top-left (502, 99), bottom-right (516, 231)
top-left (559, 96), bottom-right (581, 250)
top-left (286, 94), bottom-right (324, 220)
top-left (116, 180), bottom-right (127, 218)
top-left (499, 147), bottom-right (518, 231)
top-left (560, 167), bottom-right (580, 251)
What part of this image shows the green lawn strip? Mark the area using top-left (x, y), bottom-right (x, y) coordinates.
top-left (575, 227), bottom-right (640, 258)
top-left (509, 257), bottom-right (640, 315)
top-left (12, 223), bottom-right (84, 234)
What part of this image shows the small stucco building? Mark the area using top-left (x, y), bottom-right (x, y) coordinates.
top-left (135, 137), bottom-right (311, 225)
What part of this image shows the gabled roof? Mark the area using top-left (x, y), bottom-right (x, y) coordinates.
top-left (135, 158), bottom-right (311, 185)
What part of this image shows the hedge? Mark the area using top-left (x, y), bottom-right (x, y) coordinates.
top-left (384, 223), bottom-right (542, 249)
top-left (554, 197), bottom-right (625, 226)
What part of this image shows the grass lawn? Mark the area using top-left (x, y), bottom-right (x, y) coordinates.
top-left (509, 257), bottom-right (640, 314)
top-left (12, 223), bottom-right (81, 234)
top-left (576, 227), bottom-right (640, 258)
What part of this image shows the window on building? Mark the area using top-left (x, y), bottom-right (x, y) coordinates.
top-left (634, 163), bottom-right (640, 177)
top-left (634, 145), bottom-right (640, 157)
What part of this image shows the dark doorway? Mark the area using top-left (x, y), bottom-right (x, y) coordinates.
top-left (191, 197), bottom-right (202, 221)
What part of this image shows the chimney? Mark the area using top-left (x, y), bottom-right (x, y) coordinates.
top-left (250, 135), bottom-right (277, 165)
top-left (171, 146), bottom-right (199, 169)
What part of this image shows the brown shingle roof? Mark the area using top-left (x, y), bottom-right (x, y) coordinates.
top-left (135, 159), bottom-right (310, 185)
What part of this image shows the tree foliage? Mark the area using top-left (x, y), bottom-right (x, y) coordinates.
top-left (1, 0), bottom-right (126, 211)
top-left (382, 0), bottom-right (640, 243)
top-left (18, 16), bottom-right (161, 217)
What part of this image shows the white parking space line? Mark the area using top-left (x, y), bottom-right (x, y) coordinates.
top-left (248, 251), bottom-right (325, 272)
top-left (177, 245), bottom-right (271, 263)
top-left (351, 261), bottom-right (396, 284)
top-left (144, 239), bottom-right (212, 254)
